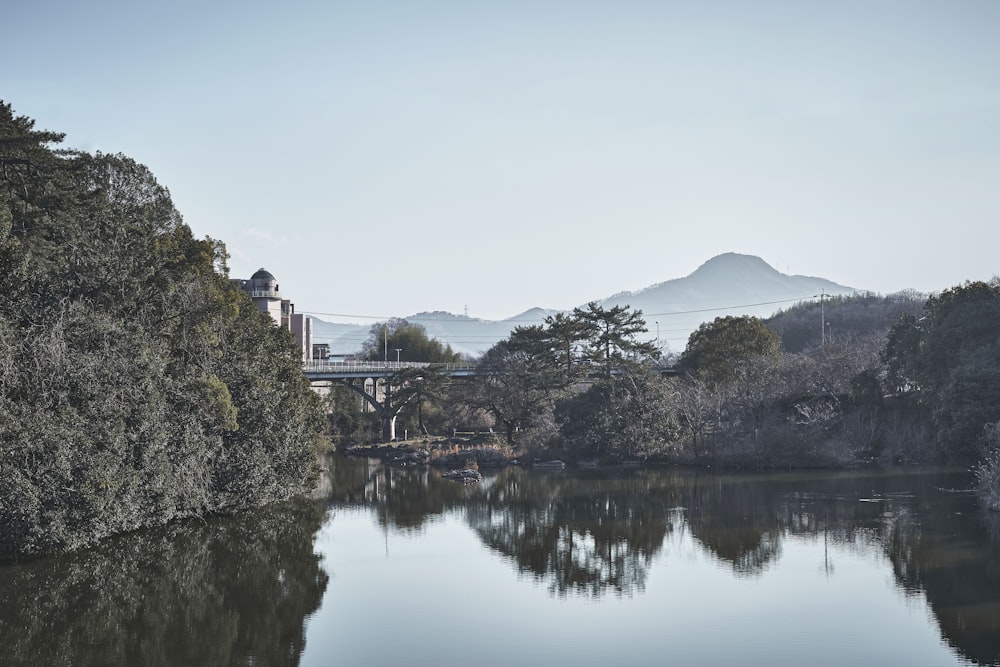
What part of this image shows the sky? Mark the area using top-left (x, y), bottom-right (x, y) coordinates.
top-left (4, 1), bottom-right (1000, 324)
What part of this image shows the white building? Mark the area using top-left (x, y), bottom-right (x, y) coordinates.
top-left (237, 268), bottom-right (313, 362)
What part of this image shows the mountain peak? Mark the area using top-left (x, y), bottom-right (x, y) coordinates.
top-left (597, 252), bottom-right (854, 335)
top-left (690, 253), bottom-right (781, 278)
top-left (313, 252), bottom-right (856, 357)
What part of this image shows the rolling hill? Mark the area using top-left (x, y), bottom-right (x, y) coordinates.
top-left (310, 253), bottom-right (856, 358)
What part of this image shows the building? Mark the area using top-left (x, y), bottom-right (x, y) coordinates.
top-left (237, 268), bottom-right (313, 362)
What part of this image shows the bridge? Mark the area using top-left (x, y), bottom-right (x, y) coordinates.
top-left (303, 361), bottom-right (479, 442)
top-left (303, 360), bottom-right (675, 442)
top-left (303, 360), bottom-right (478, 380)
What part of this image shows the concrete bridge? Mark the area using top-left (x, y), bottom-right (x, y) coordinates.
top-left (303, 360), bottom-right (675, 442)
top-left (303, 361), bottom-right (478, 442)
top-left (303, 360), bottom-right (478, 381)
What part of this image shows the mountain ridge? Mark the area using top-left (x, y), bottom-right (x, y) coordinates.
top-left (311, 253), bottom-right (857, 357)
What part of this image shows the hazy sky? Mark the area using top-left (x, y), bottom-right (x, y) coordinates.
top-left (4, 1), bottom-right (999, 323)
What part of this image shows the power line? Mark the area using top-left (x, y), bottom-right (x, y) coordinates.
top-left (641, 295), bottom-right (819, 317)
top-left (300, 294), bottom-right (822, 324)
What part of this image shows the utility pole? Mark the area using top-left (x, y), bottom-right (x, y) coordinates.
top-left (816, 289), bottom-right (830, 347)
top-left (383, 324), bottom-right (388, 362)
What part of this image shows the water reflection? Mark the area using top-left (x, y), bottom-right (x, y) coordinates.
top-left (885, 490), bottom-right (1000, 666)
top-left (321, 456), bottom-right (476, 531)
top-left (685, 474), bottom-right (784, 576)
top-left (4, 456), bottom-right (1000, 666)
top-left (322, 455), bottom-right (1000, 665)
top-left (0, 501), bottom-right (328, 667)
top-left (468, 470), bottom-right (674, 597)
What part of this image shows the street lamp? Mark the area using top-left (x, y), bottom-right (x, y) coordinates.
top-left (395, 348), bottom-right (402, 363)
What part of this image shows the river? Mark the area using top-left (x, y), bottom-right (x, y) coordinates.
top-left (1, 456), bottom-right (999, 666)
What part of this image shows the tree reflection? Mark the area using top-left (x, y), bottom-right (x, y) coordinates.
top-left (466, 470), bottom-right (675, 597)
top-left (320, 455), bottom-right (1000, 664)
top-left (684, 474), bottom-right (784, 576)
top-left (320, 454), bottom-right (475, 531)
top-left (881, 482), bottom-right (1000, 666)
top-left (0, 500), bottom-right (328, 667)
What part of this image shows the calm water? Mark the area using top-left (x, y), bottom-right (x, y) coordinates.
top-left (2, 456), bottom-right (1000, 667)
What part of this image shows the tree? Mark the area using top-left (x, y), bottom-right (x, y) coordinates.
top-left (882, 314), bottom-right (923, 394)
top-left (538, 312), bottom-right (591, 379)
top-left (383, 366), bottom-right (451, 438)
top-left (880, 281), bottom-right (1000, 459)
top-left (466, 340), bottom-right (558, 444)
top-left (677, 315), bottom-right (782, 386)
top-left (919, 281), bottom-right (1000, 390)
top-left (547, 304), bottom-right (667, 457)
top-left (344, 323), bottom-right (460, 441)
top-left (556, 366), bottom-right (677, 458)
top-left (933, 355), bottom-right (1000, 458)
top-left (572, 302), bottom-right (659, 379)
top-left (361, 319), bottom-right (460, 363)
top-left (767, 292), bottom-right (924, 353)
top-left (324, 384), bottom-right (375, 442)
top-left (506, 321), bottom-right (583, 393)
top-left (673, 375), bottom-right (718, 459)
top-left (0, 102), bottom-right (325, 557)
top-left (465, 303), bottom-right (661, 451)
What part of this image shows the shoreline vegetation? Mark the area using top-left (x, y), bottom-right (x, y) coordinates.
top-left (333, 291), bottom-right (1000, 492)
top-left (0, 103), bottom-right (326, 560)
top-left (328, 258), bottom-right (1000, 513)
top-left (4, 100), bottom-right (1000, 559)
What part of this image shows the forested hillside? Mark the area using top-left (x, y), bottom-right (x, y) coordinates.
top-left (0, 102), bottom-right (325, 558)
top-left (767, 292), bottom-right (925, 353)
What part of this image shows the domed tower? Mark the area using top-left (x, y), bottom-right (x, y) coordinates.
top-left (237, 268), bottom-right (313, 362)
top-left (247, 268), bottom-right (283, 324)
top-left (249, 268), bottom-right (279, 295)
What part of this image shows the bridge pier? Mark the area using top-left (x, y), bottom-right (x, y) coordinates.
top-left (303, 362), bottom-right (476, 443)
top-left (382, 412), bottom-right (398, 442)
top-left (323, 376), bottom-right (407, 443)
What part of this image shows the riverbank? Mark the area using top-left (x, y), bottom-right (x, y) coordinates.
top-left (343, 437), bottom-right (677, 470)
top-left (340, 435), bottom-right (974, 475)
top-left (343, 436), bottom-right (519, 468)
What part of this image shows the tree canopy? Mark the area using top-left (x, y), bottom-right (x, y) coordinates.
top-left (361, 319), bottom-right (461, 363)
top-left (881, 280), bottom-right (1000, 458)
top-left (677, 315), bottom-right (782, 385)
top-left (0, 101), bottom-right (325, 557)
top-left (572, 302), bottom-right (659, 378)
top-left (468, 302), bottom-right (667, 454)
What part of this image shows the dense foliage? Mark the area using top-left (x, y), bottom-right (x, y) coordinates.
top-left (0, 500), bottom-right (327, 666)
top-left (362, 318), bottom-right (461, 363)
top-left (882, 281), bottom-right (1000, 455)
top-left (767, 292), bottom-right (924, 353)
top-left (0, 102), bottom-right (325, 557)
top-left (676, 315), bottom-right (782, 385)
top-left (449, 286), bottom-right (1000, 481)
top-left (465, 302), bottom-right (667, 456)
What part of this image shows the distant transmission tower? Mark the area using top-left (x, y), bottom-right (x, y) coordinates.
top-left (464, 304), bottom-right (469, 317)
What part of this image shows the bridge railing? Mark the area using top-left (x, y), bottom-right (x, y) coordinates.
top-left (302, 360), bottom-right (673, 377)
top-left (303, 360), bottom-right (478, 374)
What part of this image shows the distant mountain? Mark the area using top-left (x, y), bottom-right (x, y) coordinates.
top-left (596, 253), bottom-right (854, 347)
top-left (406, 310), bottom-right (557, 356)
top-left (311, 253), bottom-right (856, 358)
top-left (309, 309), bottom-right (557, 360)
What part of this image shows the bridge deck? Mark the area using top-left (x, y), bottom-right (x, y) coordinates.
top-left (302, 360), bottom-right (674, 380)
top-left (303, 361), bottom-right (478, 380)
